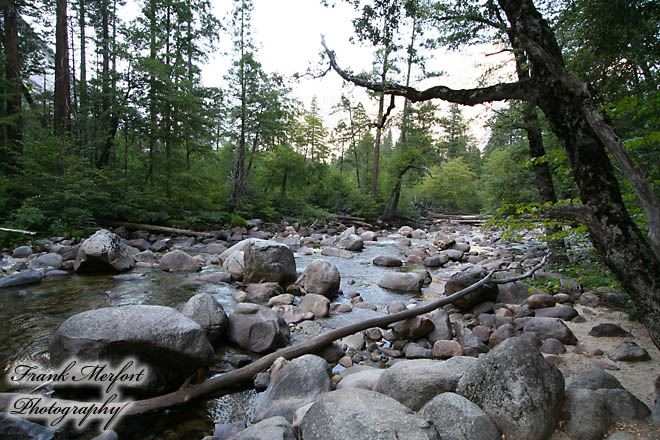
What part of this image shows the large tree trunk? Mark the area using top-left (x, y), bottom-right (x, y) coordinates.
top-left (54, 0), bottom-right (71, 136)
top-left (2, 0), bottom-right (22, 173)
top-left (498, 0), bottom-right (660, 349)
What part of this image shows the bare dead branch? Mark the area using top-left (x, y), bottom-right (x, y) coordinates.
top-left (321, 35), bottom-right (537, 105)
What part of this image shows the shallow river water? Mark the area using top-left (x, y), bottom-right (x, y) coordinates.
top-left (0, 232), bottom-right (500, 439)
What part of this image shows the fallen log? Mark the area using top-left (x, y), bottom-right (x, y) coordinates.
top-left (0, 255), bottom-right (546, 419)
top-left (103, 221), bottom-right (214, 238)
top-left (0, 227), bottom-right (37, 236)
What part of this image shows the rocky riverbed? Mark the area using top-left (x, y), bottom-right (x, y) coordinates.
top-left (0, 219), bottom-right (658, 439)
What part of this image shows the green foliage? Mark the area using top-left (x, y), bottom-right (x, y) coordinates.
top-left (414, 157), bottom-right (479, 213)
top-left (480, 144), bottom-right (538, 213)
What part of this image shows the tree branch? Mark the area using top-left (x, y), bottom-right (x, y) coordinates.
top-left (0, 256), bottom-right (547, 421)
top-left (541, 203), bottom-right (597, 225)
top-left (321, 36), bottom-right (538, 106)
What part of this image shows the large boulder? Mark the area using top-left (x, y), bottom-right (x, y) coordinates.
top-left (456, 337), bottom-right (564, 440)
top-left (0, 269), bottom-right (43, 289)
top-left (228, 303), bottom-right (290, 353)
top-left (49, 305), bottom-right (215, 394)
top-left (74, 229), bottom-right (136, 273)
top-left (563, 388), bottom-right (611, 440)
top-left (219, 238), bottom-right (262, 264)
top-left (223, 250), bottom-right (244, 278)
top-left (302, 260), bottom-right (340, 298)
top-left (444, 268), bottom-right (498, 311)
top-left (378, 272), bottom-right (425, 292)
top-left (253, 355), bottom-right (332, 423)
top-left (419, 393), bottom-right (500, 440)
top-left (243, 240), bottom-right (296, 286)
top-left (180, 293), bottom-right (228, 346)
top-left (300, 388), bottom-right (440, 440)
top-left (374, 357), bottom-right (477, 411)
top-left (159, 249), bottom-right (200, 272)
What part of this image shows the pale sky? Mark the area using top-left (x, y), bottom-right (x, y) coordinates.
top-left (131, 0), bottom-right (516, 147)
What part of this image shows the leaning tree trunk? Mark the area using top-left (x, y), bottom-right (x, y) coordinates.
top-left (499, 0), bottom-right (660, 349)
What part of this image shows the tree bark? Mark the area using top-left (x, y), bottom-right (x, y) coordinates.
top-left (54, 0), bottom-right (71, 136)
top-left (2, 0), bottom-right (22, 173)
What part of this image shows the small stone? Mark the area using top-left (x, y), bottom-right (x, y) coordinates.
top-left (608, 341), bottom-right (651, 362)
top-left (540, 338), bottom-right (566, 354)
top-left (339, 356), bottom-right (353, 368)
top-left (433, 340), bottom-right (463, 359)
top-left (588, 323), bottom-right (632, 338)
top-left (366, 328), bottom-right (382, 340)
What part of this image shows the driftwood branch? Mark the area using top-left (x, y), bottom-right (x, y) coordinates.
top-left (103, 221), bottom-right (214, 238)
top-left (0, 227), bottom-right (37, 236)
top-left (0, 255), bottom-right (546, 419)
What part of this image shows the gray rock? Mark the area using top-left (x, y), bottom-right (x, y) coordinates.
top-left (12, 246), bottom-right (33, 259)
top-left (29, 253), bottom-right (62, 270)
top-left (0, 269), bottom-right (43, 288)
top-left (300, 388), bottom-right (440, 440)
top-left (199, 271), bottom-right (233, 284)
top-left (243, 240), bottom-right (297, 286)
top-left (404, 343), bottom-right (433, 359)
top-left (180, 293), bottom-right (228, 345)
top-left (151, 238), bottom-right (172, 252)
top-left (320, 248), bottom-right (353, 259)
top-left (159, 249), bottom-right (200, 272)
top-left (596, 388), bottom-right (651, 419)
top-left (298, 294), bottom-right (330, 318)
top-left (565, 368), bottom-right (624, 391)
top-left (427, 309), bottom-right (453, 343)
top-left (497, 281), bottom-right (532, 304)
top-left (653, 394), bottom-right (660, 423)
top-left (214, 421), bottom-right (247, 439)
top-left (411, 229), bottom-right (426, 239)
top-left (337, 368), bottom-right (383, 391)
top-left (374, 357), bottom-right (477, 411)
top-left (432, 340), bottom-right (463, 359)
top-left (219, 238), bottom-right (262, 264)
top-left (206, 242), bottom-right (228, 254)
top-left (372, 255), bottom-right (403, 267)
top-left (419, 392), bottom-right (500, 440)
top-left (522, 317), bottom-right (578, 345)
top-left (135, 250), bottom-right (158, 265)
top-left (456, 337), bottom-right (565, 440)
top-left (445, 268), bottom-right (498, 311)
top-left (579, 291), bottom-right (601, 307)
top-left (390, 315), bottom-right (434, 340)
top-left (0, 413), bottom-right (55, 440)
top-left (223, 250), bottom-right (244, 278)
top-left (253, 355), bottom-right (331, 423)
top-left (540, 338), bottom-right (566, 354)
top-left (456, 324), bottom-right (489, 356)
top-left (303, 260), bottom-right (340, 298)
top-left (524, 292), bottom-right (556, 309)
top-left (336, 234), bottom-right (364, 251)
top-left (342, 333), bottom-right (365, 350)
top-left (360, 231), bottom-right (378, 241)
top-left (234, 416), bottom-right (296, 440)
top-left (564, 388), bottom-right (611, 440)
top-left (398, 225), bottom-right (414, 237)
top-left (228, 304), bottom-right (290, 353)
top-left (267, 294), bottom-right (294, 307)
top-left (275, 305), bottom-right (313, 324)
top-left (534, 305), bottom-right (578, 321)
top-left (433, 231), bottom-right (455, 249)
top-left (242, 283), bottom-right (284, 302)
top-left (49, 305), bottom-right (214, 394)
top-left (124, 238), bottom-right (150, 251)
top-left (601, 290), bottom-right (627, 307)
top-left (74, 229), bottom-right (136, 273)
top-left (488, 323), bottom-right (517, 347)
top-left (588, 323), bottom-right (632, 338)
top-left (441, 249), bottom-right (465, 261)
top-left (423, 255), bottom-right (448, 267)
top-left (608, 341), bottom-right (651, 362)
top-left (378, 272), bottom-right (424, 292)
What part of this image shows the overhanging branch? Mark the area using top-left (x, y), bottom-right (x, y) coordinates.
top-left (321, 35), bottom-right (537, 106)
